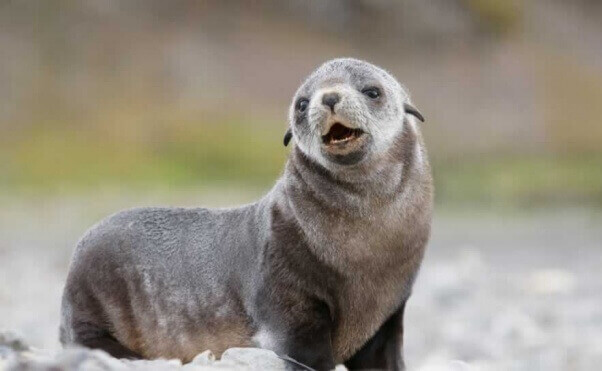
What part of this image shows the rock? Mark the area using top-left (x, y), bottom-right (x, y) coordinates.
top-left (220, 348), bottom-right (287, 370)
top-left (0, 331), bottom-right (29, 352)
top-left (189, 350), bottom-right (215, 366)
top-left (416, 356), bottom-right (478, 371)
top-left (0, 338), bottom-right (297, 371)
top-left (5, 347), bottom-right (129, 371)
top-left (527, 269), bottom-right (576, 295)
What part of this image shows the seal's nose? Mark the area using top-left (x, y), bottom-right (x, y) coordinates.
top-left (321, 92), bottom-right (340, 112)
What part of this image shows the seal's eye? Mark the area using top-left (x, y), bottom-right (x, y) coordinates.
top-left (362, 87), bottom-right (381, 99)
top-left (296, 98), bottom-right (309, 113)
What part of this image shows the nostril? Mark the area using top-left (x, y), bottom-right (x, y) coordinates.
top-left (321, 93), bottom-right (340, 111)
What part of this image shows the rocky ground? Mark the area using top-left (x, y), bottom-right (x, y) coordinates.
top-left (1, 192), bottom-right (601, 370)
top-left (1, 337), bottom-right (294, 371)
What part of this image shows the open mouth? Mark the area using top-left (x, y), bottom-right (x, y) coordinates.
top-left (321, 123), bottom-right (364, 145)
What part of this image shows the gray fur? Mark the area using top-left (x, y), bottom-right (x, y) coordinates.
top-left (60, 58), bottom-right (433, 370)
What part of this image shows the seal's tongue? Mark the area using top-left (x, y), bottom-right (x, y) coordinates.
top-left (322, 123), bottom-right (361, 144)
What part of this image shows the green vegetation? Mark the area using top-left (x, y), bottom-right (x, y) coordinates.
top-left (434, 154), bottom-right (602, 209)
top-left (0, 118), bottom-right (287, 193)
top-left (463, 0), bottom-right (522, 35)
top-left (2, 120), bottom-right (601, 210)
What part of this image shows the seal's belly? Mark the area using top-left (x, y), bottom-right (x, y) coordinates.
top-left (106, 268), bottom-right (254, 361)
top-left (112, 306), bottom-right (253, 361)
top-left (139, 321), bottom-right (251, 361)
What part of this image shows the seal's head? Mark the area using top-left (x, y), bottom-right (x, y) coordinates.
top-left (284, 58), bottom-right (424, 168)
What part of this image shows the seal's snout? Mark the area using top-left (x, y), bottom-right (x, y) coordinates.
top-left (315, 86), bottom-right (368, 155)
top-left (321, 92), bottom-right (340, 112)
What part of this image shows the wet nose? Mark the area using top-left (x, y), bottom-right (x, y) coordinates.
top-left (321, 92), bottom-right (340, 112)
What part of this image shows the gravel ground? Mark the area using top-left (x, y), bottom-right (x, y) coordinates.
top-left (1, 192), bottom-right (601, 370)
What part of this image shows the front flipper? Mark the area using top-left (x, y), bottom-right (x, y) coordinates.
top-left (344, 300), bottom-right (407, 371)
top-left (260, 298), bottom-right (335, 371)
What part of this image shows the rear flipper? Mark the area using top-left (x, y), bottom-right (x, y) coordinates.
top-left (63, 322), bottom-right (141, 360)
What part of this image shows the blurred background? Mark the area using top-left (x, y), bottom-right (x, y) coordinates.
top-left (1, 1), bottom-right (601, 370)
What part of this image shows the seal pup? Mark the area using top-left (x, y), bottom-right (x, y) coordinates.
top-left (60, 58), bottom-right (433, 371)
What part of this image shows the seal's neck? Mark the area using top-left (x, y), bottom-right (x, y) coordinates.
top-left (283, 121), bottom-right (419, 216)
top-left (272, 120), bottom-right (429, 269)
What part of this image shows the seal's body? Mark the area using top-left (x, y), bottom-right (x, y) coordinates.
top-left (60, 58), bottom-right (433, 371)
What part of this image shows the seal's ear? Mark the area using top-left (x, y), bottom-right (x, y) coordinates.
top-left (404, 103), bottom-right (425, 123)
top-left (283, 128), bottom-right (292, 146)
